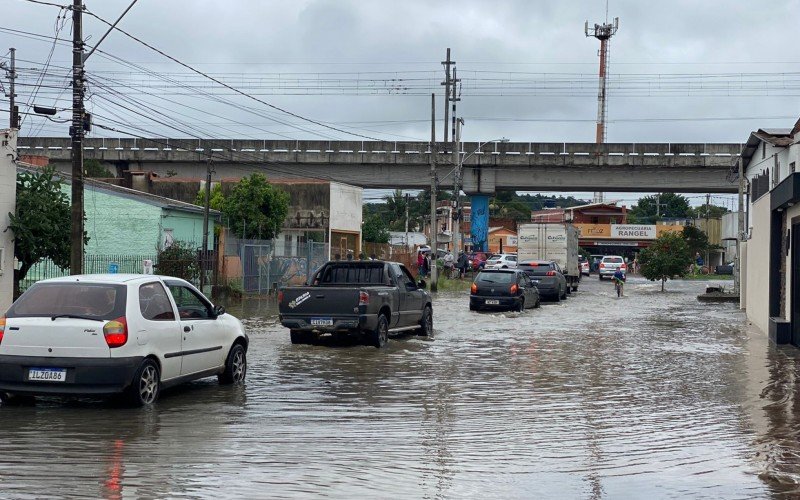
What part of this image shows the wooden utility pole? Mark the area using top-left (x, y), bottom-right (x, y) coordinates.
top-left (404, 192), bottom-right (410, 248)
top-left (429, 93), bottom-right (438, 292)
top-left (70, 0), bottom-right (85, 275)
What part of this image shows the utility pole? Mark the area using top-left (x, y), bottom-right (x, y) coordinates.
top-left (452, 118), bottom-right (463, 255)
top-left (7, 48), bottom-right (18, 128)
top-left (200, 159), bottom-right (214, 292)
top-left (404, 192), bottom-right (410, 249)
top-left (735, 157), bottom-right (744, 297)
top-left (70, 0), bottom-right (85, 275)
top-left (705, 193), bottom-right (711, 269)
top-left (441, 48), bottom-right (453, 144)
top-left (429, 93), bottom-right (438, 292)
top-left (451, 67), bottom-right (460, 144)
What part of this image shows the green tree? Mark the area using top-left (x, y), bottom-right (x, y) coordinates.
top-left (83, 159), bottom-right (113, 178)
top-left (362, 213), bottom-right (390, 243)
top-left (194, 183), bottom-right (225, 211)
top-left (638, 231), bottom-right (692, 291)
top-left (7, 167), bottom-right (88, 297)
top-left (687, 203), bottom-right (729, 219)
top-left (682, 225), bottom-right (710, 257)
top-left (222, 174), bottom-right (289, 239)
top-left (629, 193), bottom-right (691, 223)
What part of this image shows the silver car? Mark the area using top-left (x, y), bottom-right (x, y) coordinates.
top-left (598, 255), bottom-right (627, 279)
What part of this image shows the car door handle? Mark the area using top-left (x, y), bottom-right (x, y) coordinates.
top-left (183, 326), bottom-right (192, 332)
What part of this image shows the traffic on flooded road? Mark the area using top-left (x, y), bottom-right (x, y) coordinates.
top-left (2, 276), bottom-right (799, 498)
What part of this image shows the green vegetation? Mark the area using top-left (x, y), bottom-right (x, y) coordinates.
top-left (155, 241), bottom-right (199, 282)
top-left (362, 213), bottom-right (390, 243)
top-left (8, 167), bottom-right (88, 297)
top-left (431, 275), bottom-right (473, 292)
top-left (194, 183), bottom-right (225, 211)
top-left (628, 193), bottom-right (691, 223)
top-left (219, 174), bottom-right (289, 239)
top-left (83, 159), bottom-right (113, 178)
top-left (638, 231), bottom-right (692, 291)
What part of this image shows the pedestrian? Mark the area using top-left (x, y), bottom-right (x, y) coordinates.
top-left (443, 251), bottom-right (454, 278)
top-left (424, 253), bottom-right (432, 277)
top-left (457, 251), bottom-right (469, 279)
top-left (417, 251), bottom-right (425, 277)
top-left (334, 253), bottom-right (341, 261)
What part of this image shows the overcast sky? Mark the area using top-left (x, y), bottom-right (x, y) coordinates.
top-left (4, 0), bottom-right (800, 206)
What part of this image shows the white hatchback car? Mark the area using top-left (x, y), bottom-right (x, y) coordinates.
top-left (484, 254), bottom-right (518, 270)
top-left (0, 274), bottom-right (248, 406)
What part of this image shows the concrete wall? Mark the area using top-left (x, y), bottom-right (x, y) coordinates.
top-left (161, 209), bottom-right (214, 250)
top-left (76, 184), bottom-right (163, 255)
top-left (0, 130), bottom-right (17, 312)
top-left (745, 195), bottom-right (771, 333)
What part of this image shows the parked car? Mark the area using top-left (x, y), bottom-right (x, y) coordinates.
top-left (579, 255), bottom-right (590, 276)
top-left (0, 275), bottom-right (248, 406)
top-left (518, 260), bottom-right (569, 301)
top-left (598, 255), bottom-right (627, 280)
top-left (467, 252), bottom-right (491, 271)
top-left (278, 260), bottom-right (432, 348)
top-left (470, 269), bottom-right (540, 312)
top-left (484, 254), bottom-right (518, 270)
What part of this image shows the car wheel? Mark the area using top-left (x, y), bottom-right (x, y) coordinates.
top-left (561, 287), bottom-right (568, 300)
top-left (126, 359), bottom-right (160, 407)
top-left (368, 314), bottom-right (389, 348)
top-left (418, 306), bottom-right (433, 336)
top-left (553, 292), bottom-right (561, 303)
top-left (219, 343), bottom-right (247, 385)
top-left (290, 329), bottom-right (313, 345)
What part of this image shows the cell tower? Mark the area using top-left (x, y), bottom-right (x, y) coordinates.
top-left (585, 12), bottom-right (619, 204)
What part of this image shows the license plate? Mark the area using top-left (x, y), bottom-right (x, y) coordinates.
top-left (310, 318), bottom-right (334, 326)
top-left (485, 299), bottom-right (500, 305)
top-left (28, 368), bottom-right (67, 382)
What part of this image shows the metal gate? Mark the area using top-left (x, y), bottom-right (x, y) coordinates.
top-left (241, 241), bottom-right (329, 294)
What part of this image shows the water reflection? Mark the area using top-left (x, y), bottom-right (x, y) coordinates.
top-left (2, 278), bottom-right (800, 497)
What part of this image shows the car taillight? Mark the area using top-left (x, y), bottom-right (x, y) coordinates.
top-left (103, 316), bottom-right (128, 348)
top-left (0, 316), bottom-right (5, 344)
top-left (471, 283), bottom-right (478, 294)
top-left (621, 264), bottom-right (627, 270)
top-left (510, 284), bottom-right (518, 294)
top-left (359, 291), bottom-right (370, 306)
top-left (278, 290), bottom-right (284, 303)
top-left (546, 271), bottom-right (556, 276)
top-left (599, 263), bottom-right (605, 269)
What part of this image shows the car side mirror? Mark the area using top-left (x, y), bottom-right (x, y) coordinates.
top-left (213, 305), bottom-right (226, 317)
top-left (417, 279), bottom-right (427, 290)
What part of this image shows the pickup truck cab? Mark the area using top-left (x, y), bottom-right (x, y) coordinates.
top-left (278, 260), bottom-right (433, 348)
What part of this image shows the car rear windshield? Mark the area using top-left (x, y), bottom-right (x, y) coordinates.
top-left (520, 262), bottom-right (555, 275)
top-left (317, 264), bottom-right (386, 284)
top-left (603, 257), bottom-right (624, 263)
top-left (476, 272), bottom-right (515, 284)
top-left (6, 283), bottom-right (127, 320)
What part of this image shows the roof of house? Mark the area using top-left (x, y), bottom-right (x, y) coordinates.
top-left (17, 164), bottom-right (221, 218)
top-left (740, 126), bottom-right (797, 168)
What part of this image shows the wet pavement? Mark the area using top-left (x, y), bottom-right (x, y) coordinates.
top-left (3, 277), bottom-right (800, 498)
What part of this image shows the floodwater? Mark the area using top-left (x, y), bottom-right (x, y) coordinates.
top-left (2, 277), bottom-right (800, 498)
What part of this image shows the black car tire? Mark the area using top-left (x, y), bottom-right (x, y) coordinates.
top-left (561, 287), bottom-right (568, 300)
top-left (218, 343), bottom-right (247, 385)
top-left (368, 314), bottom-right (389, 348)
top-left (418, 306), bottom-right (433, 336)
top-left (553, 292), bottom-right (561, 303)
top-left (290, 329), bottom-right (313, 345)
top-left (469, 303), bottom-right (478, 311)
top-left (0, 393), bottom-right (35, 406)
top-left (126, 358), bottom-right (160, 407)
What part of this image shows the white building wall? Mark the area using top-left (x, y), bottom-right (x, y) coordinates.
top-left (328, 182), bottom-right (362, 234)
top-left (745, 195), bottom-right (771, 333)
top-left (0, 130), bottom-right (17, 312)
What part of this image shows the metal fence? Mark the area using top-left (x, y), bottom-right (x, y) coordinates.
top-left (20, 254), bottom-right (158, 291)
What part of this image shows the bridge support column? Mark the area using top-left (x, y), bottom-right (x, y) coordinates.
top-left (470, 195), bottom-right (490, 252)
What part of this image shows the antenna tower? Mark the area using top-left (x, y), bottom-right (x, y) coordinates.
top-left (585, 10), bottom-right (619, 204)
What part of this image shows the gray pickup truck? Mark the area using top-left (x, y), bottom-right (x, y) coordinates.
top-left (278, 260), bottom-right (433, 348)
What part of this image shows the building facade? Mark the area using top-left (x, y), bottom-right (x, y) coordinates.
top-left (740, 120), bottom-right (800, 341)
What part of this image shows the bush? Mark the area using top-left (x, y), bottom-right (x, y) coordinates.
top-left (155, 241), bottom-right (200, 282)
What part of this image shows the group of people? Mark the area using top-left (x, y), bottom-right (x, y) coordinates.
top-left (418, 249), bottom-right (470, 279)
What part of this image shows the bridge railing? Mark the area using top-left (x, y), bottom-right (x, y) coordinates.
top-left (18, 137), bottom-right (743, 157)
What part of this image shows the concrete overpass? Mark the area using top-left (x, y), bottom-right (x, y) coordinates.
top-left (18, 137), bottom-right (742, 194)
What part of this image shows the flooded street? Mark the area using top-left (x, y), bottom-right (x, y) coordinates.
top-left (3, 277), bottom-right (800, 498)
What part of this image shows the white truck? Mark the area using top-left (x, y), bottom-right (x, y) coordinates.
top-left (517, 223), bottom-right (581, 292)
